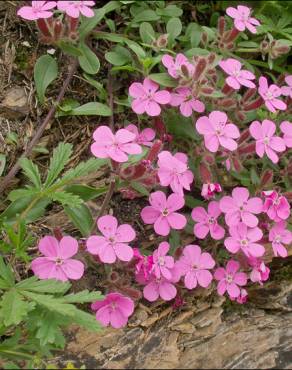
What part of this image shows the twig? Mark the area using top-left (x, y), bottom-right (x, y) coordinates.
top-left (107, 69), bottom-right (114, 130)
top-left (0, 58), bottom-right (78, 194)
top-left (96, 176), bottom-right (117, 219)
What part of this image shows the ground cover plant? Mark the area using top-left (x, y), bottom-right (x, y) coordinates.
top-left (0, 0), bottom-right (291, 368)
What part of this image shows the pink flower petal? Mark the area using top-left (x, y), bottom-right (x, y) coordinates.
top-left (167, 213), bottom-right (187, 230)
top-left (98, 215), bottom-right (118, 237)
top-left (159, 281), bottom-right (177, 300)
top-left (143, 281), bottom-right (159, 301)
top-left (59, 236), bottom-right (78, 259)
top-left (196, 269), bottom-right (213, 288)
top-left (38, 236), bottom-right (59, 257)
top-left (194, 223), bottom-right (209, 239)
top-left (86, 236), bottom-right (107, 255)
top-left (61, 259), bottom-right (84, 280)
top-left (115, 224), bottom-right (136, 243)
top-left (114, 243), bottom-right (134, 262)
top-left (99, 245), bottom-right (116, 263)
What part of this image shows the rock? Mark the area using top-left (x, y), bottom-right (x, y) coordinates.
top-left (54, 279), bottom-right (292, 369)
top-left (0, 87), bottom-right (29, 119)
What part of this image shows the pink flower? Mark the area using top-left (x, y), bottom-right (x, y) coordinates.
top-left (176, 245), bottom-right (215, 289)
top-left (91, 125), bottom-right (142, 163)
top-left (281, 75), bottom-right (292, 98)
top-left (57, 1), bottom-right (95, 18)
top-left (152, 242), bottom-right (174, 279)
top-left (219, 58), bottom-right (256, 90)
top-left (262, 190), bottom-right (291, 222)
top-left (220, 187), bottom-right (263, 227)
top-left (224, 222), bottom-right (265, 258)
top-left (196, 111), bottom-right (240, 153)
top-left (191, 201), bottom-right (225, 240)
top-left (157, 151), bottom-right (194, 196)
top-left (280, 121), bottom-right (292, 148)
top-left (201, 183), bottom-right (222, 200)
top-left (129, 78), bottom-right (171, 116)
top-left (143, 268), bottom-right (180, 302)
top-left (214, 260), bottom-right (247, 298)
top-left (86, 215), bottom-right (135, 263)
top-left (17, 1), bottom-right (56, 20)
top-left (162, 53), bottom-right (192, 79)
top-left (31, 236), bottom-right (84, 282)
top-left (249, 120), bottom-right (286, 164)
top-left (258, 77), bottom-right (287, 113)
top-left (226, 5), bottom-right (260, 34)
top-left (235, 288), bottom-right (248, 304)
top-left (269, 221), bottom-right (292, 258)
top-left (170, 87), bottom-right (205, 117)
top-left (91, 293), bottom-right (134, 329)
top-left (248, 257), bottom-right (270, 284)
top-left (125, 124), bottom-right (155, 147)
top-left (133, 248), bottom-right (154, 282)
top-left (141, 191), bottom-right (187, 236)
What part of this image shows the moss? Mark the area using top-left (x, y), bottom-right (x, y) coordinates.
top-left (15, 47), bottom-right (30, 70)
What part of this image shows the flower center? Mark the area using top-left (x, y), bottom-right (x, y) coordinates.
top-left (208, 217), bottom-right (215, 224)
top-left (263, 137), bottom-right (270, 145)
top-left (109, 236), bottom-right (115, 243)
top-left (240, 239), bottom-right (249, 247)
top-left (226, 274), bottom-right (233, 283)
top-left (158, 256), bottom-right (165, 266)
top-left (273, 197), bottom-right (280, 205)
top-left (162, 208), bottom-right (169, 216)
top-left (275, 235), bottom-right (281, 243)
top-left (111, 302), bottom-right (117, 310)
top-left (55, 258), bottom-right (63, 265)
top-left (265, 91), bottom-right (274, 100)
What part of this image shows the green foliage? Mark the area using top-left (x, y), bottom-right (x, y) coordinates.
top-left (34, 55), bottom-right (58, 104)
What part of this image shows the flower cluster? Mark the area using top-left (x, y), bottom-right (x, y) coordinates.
top-left (28, 3), bottom-right (291, 332)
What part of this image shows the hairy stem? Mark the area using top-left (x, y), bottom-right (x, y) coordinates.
top-left (0, 58), bottom-right (78, 194)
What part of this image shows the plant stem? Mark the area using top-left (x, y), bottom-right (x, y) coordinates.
top-left (96, 176), bottom-right (117, 219)
top-left (0, 58), bottom-right (78, 194)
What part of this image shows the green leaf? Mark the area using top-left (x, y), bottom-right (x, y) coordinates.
top-left (0, 256), bottom-right (14, 287)
top-left (130, 181), bottom-right (149, 196)
top-left (133, 9), bottom-right (160, 23)
top-left (60, 158), bottom-right (108, 184)
top-left (127, 41), bottom-right (146, 59)
top-left (35, 312), bottom-right (66, 346)
top-left (72, 310), bottom-right (101, 332)
top-left (185, 196), bottom-right (204, 208)
top-left (58, 102), bottom-right (112, 116)
top-left (164, 110), bottom-right (197, 140)
top-left (16, 277), bottom-right (71, 294)
top-left (147, 73), bottom-right (176, 87)
top-left (185, 48), bottom-right (210, 57)
top-left (49, 191), bottom-right (83, 207)
top-left (169, 230), bottom-right (180, 254)
top-left (34, 55), bottom-right (58, 104)
top-left (102, 1), bottom-right (121, 14)
top-left (83, 74), bottom-right (107, 100)
top-left (20, 291), bottom-right (76, 317)
top-left (7, 188), bottom-right (38, 202)
top-left (0, 154), bottom-right (6, 176)
top-left (65, 184), bottom-right (108, 201)
top-left (79, 8), bottom-right (105, 39)
top-left (19, 158), bottom-right (42, 188)
top-left (57, 41), bottom-right (83, 57)
top-left (1, 290), bottom-right (34, 326)
top-left (139, 22), bottom-right (155, 44)
top-left (62, 290), bottom-right (102, 303)
top-left (156, 4), bottom-right (183, 17)
top-left (64, 204), bottom-right (94, 236)
top-left (78, 42), bottom-right (100, 74)
top-left (166, 17), bottom-right (182, 42)
top-left (105, 45), bottom-right (132, 66)
top-left (45, 142), bottom-right (73, 187)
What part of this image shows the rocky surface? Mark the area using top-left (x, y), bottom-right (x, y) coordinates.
top-left (56, 274), bottom-right (292, 369)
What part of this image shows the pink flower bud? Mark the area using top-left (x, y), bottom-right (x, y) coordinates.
top-left (218, 16), bottom-right (226, 36)
top-left (199, 163), bottom-right (212, 183)
top-left (260, 169), bottom-right (273, 187)
top-left (36, 18), bottom-right (51, 37)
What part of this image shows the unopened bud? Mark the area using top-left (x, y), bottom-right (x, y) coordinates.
top-left (218, 16), bottom-right (226, 36)
top-left (199, 163), bottom-right (212, 183)
top-left (193, 58), bottom-right (207, 80)
top-left (201, 86), bottom-right (214, 95)
top-left (156, 34), bottom-right (168, 48)
top-left (260, 169), bottom-right (273, 187)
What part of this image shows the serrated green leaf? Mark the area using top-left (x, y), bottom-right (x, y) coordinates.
top-left (16, 277), bottom-right (71, 294)
top-left (34, 55), bottom-right (58, 104)
top-left (62, 290), bottom-right (102, 303)
top-left (60, 158), bottom-right (108, 184)
top-left (0, 256), bottom-right (14, 287)
top-left (19, 158), bottom-right (42, 188)
top-left (35, 311), bottom-right (66, 346)
top-left (72, 310), bottom-right (101, 332)
top-left (49, 191), bottom-right (83, 207)
top-left (1, 290), bottom-right (34, 326)
top-left (64, 204), bottom-right (94, 236)
top-left (78, 42), bottom-right (100, 74)
top-left (65, 184), bottom-right (108, 201)
top-left (21, 291), bottom-right (76, 317)
top-left (8, 188), bottom-right (38, 202)
top-left (45, 142), bottom-right (73, 187)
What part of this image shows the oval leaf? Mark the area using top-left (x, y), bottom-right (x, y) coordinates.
top-left (78, 43), bottom-right (100, 74)
top-left (34, 55), bottom-right (58, 104)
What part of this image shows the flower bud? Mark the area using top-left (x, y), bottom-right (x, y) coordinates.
top-left (193, 58), bottom-right (207, 80)
top-left (199, 162), bottom-right (212, 183)
top-left (260, 169), bottom-right (273, 187)
top-left (218, 16), bottom-right (226, 36)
